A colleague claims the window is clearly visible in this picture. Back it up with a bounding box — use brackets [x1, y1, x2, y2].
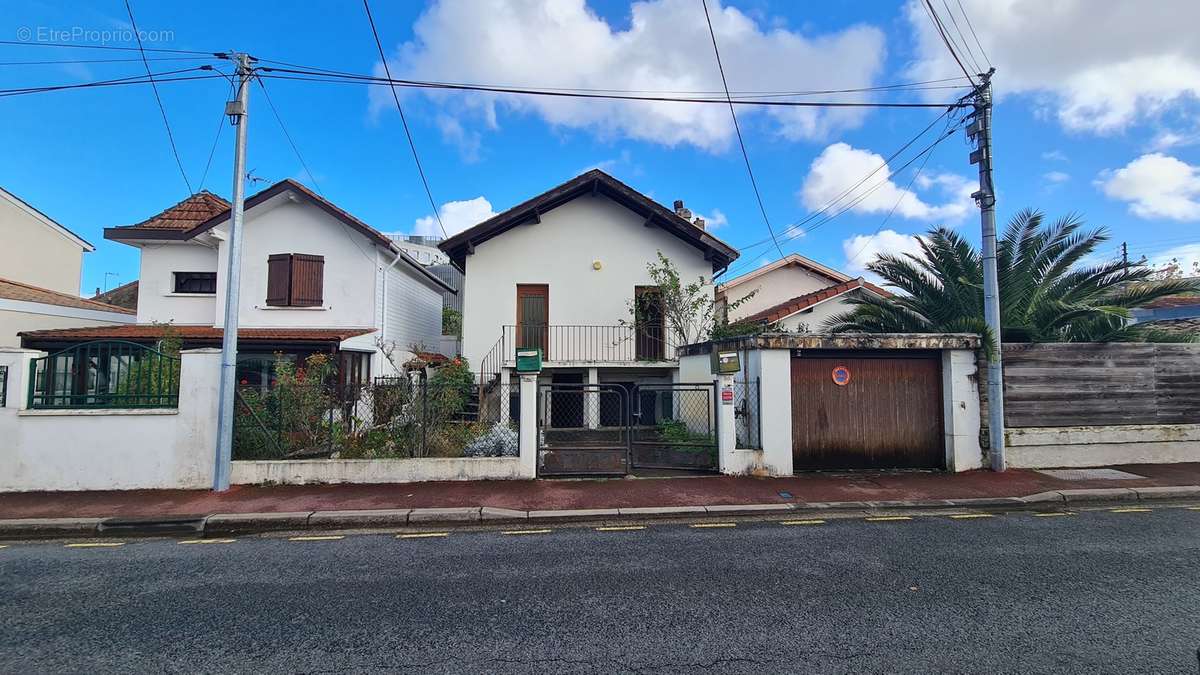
[173, 272, 216, 294]
[266, 253, 324, 307]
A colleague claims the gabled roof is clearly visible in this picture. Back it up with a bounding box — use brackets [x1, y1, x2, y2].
[742, 278, 890, 324]
[91, 280, 139, 311]
[437, 169, 739, 271]
[104, 179, 455, 294]
[0, 277, 135, 315]
[717, 253, 852, 295]
[0, 186, 94, 251]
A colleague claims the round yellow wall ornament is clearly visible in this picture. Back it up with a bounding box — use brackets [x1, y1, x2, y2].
[592, 260, 603, 270]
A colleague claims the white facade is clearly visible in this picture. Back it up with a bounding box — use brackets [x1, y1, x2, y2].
[773, 292, 865, 332]
[0, 187, 93, 295]
[121, 184, 449, 370]
[723, 262, 843, 321]
[1, 300, 132, 348]
[460, 194, 713, 368]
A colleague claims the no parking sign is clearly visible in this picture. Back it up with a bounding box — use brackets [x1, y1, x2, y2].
[831, 365, 851, 386]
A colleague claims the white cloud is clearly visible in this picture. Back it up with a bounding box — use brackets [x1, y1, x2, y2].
[1148, 129, 1200, 152]
[692, 208, 728, 230]
[1041, 150, 1068, 162]
[842, 229, 925, 277]
[1043, 171, 1070, 184]
[436, 115, 482, 163]
[1099, 153, 1200, 221]
[412, 196, 498, 237]
[374, 0, 886, 151]
[799, 142, 974, 223]
[1146, 243, 1200, 276]
[905, 1, 1200, 133]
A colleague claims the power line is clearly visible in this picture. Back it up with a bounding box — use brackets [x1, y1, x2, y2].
[0, 55, 216, 66]
[198, 75, 237, 191]
[0, 39, 216, 56]
[256, 67, 971, 109]
[0, 67, 222, 97]
[940, 0, 983, 75]
[361, 0, 447, 238]
[255, 77, 323, 196]
[125, 0, 193, 194]
[954, 0, 992, 68]
[701, 0, 783, 259]
[921, 0, 978, 84]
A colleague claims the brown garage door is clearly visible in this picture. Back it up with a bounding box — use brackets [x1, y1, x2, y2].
[791, 353, 944, 470]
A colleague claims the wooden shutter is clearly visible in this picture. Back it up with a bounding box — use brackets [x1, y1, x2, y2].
[289, 254, 324, 307]
[266, 254, 292, 306]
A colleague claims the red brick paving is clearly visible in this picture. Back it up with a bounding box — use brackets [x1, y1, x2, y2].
[1, 464, 1197, 519]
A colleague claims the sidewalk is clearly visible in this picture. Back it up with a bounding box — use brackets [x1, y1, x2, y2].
[2, 463, 1199, 523]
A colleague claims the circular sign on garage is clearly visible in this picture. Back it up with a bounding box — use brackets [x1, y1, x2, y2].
[831, 365, 851, 386]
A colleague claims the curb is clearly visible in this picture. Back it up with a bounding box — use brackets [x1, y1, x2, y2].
[2, 485, 1198, 540]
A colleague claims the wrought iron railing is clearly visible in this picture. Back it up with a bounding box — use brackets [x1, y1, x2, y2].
[0, 365, 7, 407]
[27, 340, 181, 409]
[498, 324, 680, 364]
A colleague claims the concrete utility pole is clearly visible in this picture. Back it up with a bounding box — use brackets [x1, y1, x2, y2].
[969, 68, 1005, 471]
[213, 53, 253, 491]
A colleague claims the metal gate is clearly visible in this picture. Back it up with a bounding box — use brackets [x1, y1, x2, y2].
[537, 384, 629, 476]
[630, 383, 718, 472]
[791, 353, 944, 469]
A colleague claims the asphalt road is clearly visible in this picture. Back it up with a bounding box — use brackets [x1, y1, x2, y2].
[2, 507, 1199, 674]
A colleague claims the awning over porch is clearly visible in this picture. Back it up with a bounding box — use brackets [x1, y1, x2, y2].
[19, 324, 376, 351]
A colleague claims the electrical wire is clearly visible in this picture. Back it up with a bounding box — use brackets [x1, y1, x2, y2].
[0, 67, 222, 97]
[0, 39, 217, 56]
[255, 76, 323, 196]
[940, 0, 983, 75]
[954, 0, 992, 68]
[0, 55, 217, 66]
[361, 0, 447, 238]
[921, 0, 978, 85]
[701, 0, 783, 259]
[125, 0, 193, 194]
[197, 74, 237, 191]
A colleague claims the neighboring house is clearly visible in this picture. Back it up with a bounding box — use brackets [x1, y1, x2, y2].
[1130, 284, 1200, 338]
[388, 233, 463, 315]
[90, 279, 139, 311]
[439, 168, 738, 392]
[717, 254, 889, 332]
[20, 179, 455, 387]
[0, 186, 94, 295]
[0, 187, 134, 346]
[0, 278, 134, 347]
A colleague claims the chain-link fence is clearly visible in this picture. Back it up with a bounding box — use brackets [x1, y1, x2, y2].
[233, 375, 518, 460]
[733, 378, 761, 449]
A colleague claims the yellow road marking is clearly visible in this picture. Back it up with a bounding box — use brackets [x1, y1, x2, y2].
[865, 516, 912, 522]
[288, 535, 344, 542]
[502, 529, 552, 536]
[780, 519, 826, 526]
[1033, 512, 1075, 517]
[0, 544, 8, 549]
[1110, 508, 1151, 513]
[180, 539, 236, 545]
[65, 542, 125, 548]
[1189, 507, 1200, 511]
[690, 522, 736, 529]
[949, 514, 995, 520]
[596, 525, 646, 532]
[397, 532, 450, 539]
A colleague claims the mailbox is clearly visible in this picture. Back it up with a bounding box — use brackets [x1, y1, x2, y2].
[710, 349, 740, 374]
[515, 347, 543, 373]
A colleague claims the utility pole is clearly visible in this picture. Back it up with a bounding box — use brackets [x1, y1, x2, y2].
[969, 67, 1005, 472]
[213, 53, 253, 491]
[1122, 242, 1129, 277]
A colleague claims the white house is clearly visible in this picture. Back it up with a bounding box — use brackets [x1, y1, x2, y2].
[20, 179, 454, 386]
[0, 186, 134, 347]
[716, 254, 890, 331]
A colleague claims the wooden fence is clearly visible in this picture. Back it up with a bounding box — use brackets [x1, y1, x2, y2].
[979, 343, 1200, 428]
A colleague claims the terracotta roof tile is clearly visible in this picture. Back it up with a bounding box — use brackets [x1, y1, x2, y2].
[742, 278, 889, 324]
[117, 191, 230, 232]
[0, 277, 135, 315]
[1142, 295, 1200, 309]
[19, 324, 374, 343]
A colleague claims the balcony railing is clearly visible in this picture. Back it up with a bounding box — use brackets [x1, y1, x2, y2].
[500, 324, 679, 364]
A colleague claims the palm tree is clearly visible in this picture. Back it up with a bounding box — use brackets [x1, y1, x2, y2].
[824, 209, 1199, 346]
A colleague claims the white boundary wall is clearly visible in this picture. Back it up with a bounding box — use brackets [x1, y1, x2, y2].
[231, 457, 528, 485]
[0, 347, 219, 492]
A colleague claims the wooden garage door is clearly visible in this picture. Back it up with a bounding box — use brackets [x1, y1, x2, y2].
[791, 354, 944, 469]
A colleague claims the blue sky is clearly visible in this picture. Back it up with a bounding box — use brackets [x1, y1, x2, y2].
[2, 0, 1198, 296]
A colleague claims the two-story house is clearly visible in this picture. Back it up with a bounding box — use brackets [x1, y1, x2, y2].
[716, 254, 890, 332]
[20, 179, 454, 387]
[439, 169, 738, 423]
[0, 186, 134, 346]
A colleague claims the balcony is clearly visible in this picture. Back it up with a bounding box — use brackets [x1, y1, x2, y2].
[481, 324, 680, 376]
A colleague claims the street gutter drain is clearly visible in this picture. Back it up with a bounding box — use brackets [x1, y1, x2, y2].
[97, 515, 205, 537]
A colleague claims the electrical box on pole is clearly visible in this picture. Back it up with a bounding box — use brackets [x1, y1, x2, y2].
[971, 68, 1006, 472]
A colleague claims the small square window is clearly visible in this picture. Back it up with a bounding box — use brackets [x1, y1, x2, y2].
[174, 272, 217, 294]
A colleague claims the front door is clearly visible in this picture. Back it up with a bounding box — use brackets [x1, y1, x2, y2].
[634, 286, 665, 360]
[516, 284, 549, 359]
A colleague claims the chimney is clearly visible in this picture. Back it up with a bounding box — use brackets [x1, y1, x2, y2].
[693, 217, 705, 230]
[673, 199, 692, 221]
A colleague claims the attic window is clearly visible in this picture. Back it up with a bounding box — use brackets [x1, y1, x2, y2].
[266, 254, 324, 307]
[173, 272, 216, 294]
